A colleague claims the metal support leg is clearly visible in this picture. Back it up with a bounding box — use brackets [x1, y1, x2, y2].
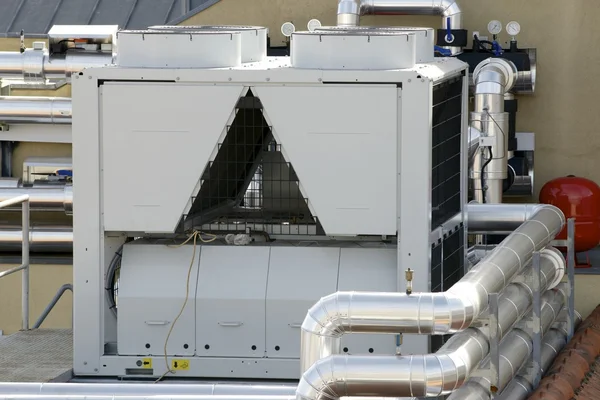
[21, 198, 29, 330]
[567, 218, 576, 341]
[531, 251, 542, 388]
[488, 292, 500, 396]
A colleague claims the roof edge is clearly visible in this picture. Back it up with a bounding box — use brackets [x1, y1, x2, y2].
[168, 0, 222, 25]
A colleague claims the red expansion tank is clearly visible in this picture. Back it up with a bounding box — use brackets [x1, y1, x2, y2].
[539, 175, 600, 253]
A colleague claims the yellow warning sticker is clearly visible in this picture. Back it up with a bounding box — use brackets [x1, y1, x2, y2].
[171, 359, 190, 371]
[142, 358, 152, 369]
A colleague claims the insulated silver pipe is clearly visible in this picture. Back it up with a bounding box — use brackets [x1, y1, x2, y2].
[467, 203, 546, 233]
[0, 227, 72, 253]
[469, 58, 517, 203]
[0, 187, 72, 214]
[0, 383, 297, 396]
[336, 0, 462, 54]
[0, 96, 72, 124]
[300, 205, 565, 373]
[0, 51, 112, 81]
[0, 396, 294, 400]
[446, 285, 569, 400]
[297, 286, 566, 400]
[500, 318, 578, 400]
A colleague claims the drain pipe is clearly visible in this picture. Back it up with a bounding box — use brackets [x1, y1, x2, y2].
[0, 96, 72, 124]
[470, 58, 518, 203]
[300, 204, 564, 373]
[297, 286, 566, 400]
[336, 0, 462, 54]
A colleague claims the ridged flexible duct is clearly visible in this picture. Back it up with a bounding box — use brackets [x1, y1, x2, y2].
[296, 285, 567, 400]
[300, 205, 565, 373]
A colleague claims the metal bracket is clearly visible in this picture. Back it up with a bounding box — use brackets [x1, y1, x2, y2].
[476, 292, 501, 398]
[0, 124, 8, 132]
[550, 218, 576, 341]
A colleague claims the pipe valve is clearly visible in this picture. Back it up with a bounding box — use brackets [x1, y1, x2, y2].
[405, 268, 414, 295]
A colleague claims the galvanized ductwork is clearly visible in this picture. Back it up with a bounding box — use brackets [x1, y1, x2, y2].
[0, 96, 72, 124]
[336, 0, 462, 54]
[300, 204, 565, 373]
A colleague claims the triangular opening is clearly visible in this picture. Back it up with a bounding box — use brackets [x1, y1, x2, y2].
[184, 89, 322, 236]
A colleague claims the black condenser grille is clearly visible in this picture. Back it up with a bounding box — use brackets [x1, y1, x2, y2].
[430, 224, 465, 352]
[431, 77, 463, 229]
[185, 90, 318, 234]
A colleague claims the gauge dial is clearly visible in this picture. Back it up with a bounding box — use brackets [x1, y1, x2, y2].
[281, 22, 296, 37]
[506, 21, 521, 36]
[307, 19, 322, 32]
[487, 20, 502, 35]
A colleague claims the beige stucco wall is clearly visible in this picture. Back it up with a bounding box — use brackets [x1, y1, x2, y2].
[0, 0, 599, 333]
[0, 264, 72, 335]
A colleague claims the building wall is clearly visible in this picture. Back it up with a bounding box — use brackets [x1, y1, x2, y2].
[0, 0, 599, 333]
[0, 264, 72, 335]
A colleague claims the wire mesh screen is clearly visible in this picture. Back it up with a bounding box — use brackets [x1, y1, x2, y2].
[430, 223, 465, 352]
[431, 77, 463, 229]
[185, 90, 319, 235]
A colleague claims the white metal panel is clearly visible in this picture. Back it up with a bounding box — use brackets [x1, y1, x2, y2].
[117, 244, 199, 356]
[398, 75, 433, 354]
[101, 83, 244, 233]
[291, 32, 416, 70]
[265, 246, 340, 359]
[196, 246, 270, 358]
[337, 248, 398, 355]
[254, 85, 398, 236]
[72, 72, 103, 374]
[116, 31, 242, 68]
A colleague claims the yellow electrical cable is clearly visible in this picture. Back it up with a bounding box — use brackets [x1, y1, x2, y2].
[154, 231, 217, 383]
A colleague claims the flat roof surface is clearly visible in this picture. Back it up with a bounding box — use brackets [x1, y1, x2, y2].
[0, 329, 72, 382]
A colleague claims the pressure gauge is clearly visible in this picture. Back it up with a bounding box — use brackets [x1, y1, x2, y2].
[307, 19, 322, 32]
[506, 21, 521, 36]
[487, 20, 502, 35]
[281, 22, 296, 37]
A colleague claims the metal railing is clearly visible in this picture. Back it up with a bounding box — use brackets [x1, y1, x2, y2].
[32, 283, 72, 329]
[0, 194, 29, 330]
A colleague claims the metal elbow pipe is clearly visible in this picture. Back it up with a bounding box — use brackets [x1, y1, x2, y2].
[297, 286, 567, 400]
[336, 0, 462, 52]
[0, 96, 72, 124]
[300, 239, 565, 374]
[467, 203, 558, 233]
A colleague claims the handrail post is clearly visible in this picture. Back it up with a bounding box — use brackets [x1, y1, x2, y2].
[21, 197, 29, 330]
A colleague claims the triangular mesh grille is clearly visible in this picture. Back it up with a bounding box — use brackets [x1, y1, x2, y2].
[184, 90, 321, 235]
